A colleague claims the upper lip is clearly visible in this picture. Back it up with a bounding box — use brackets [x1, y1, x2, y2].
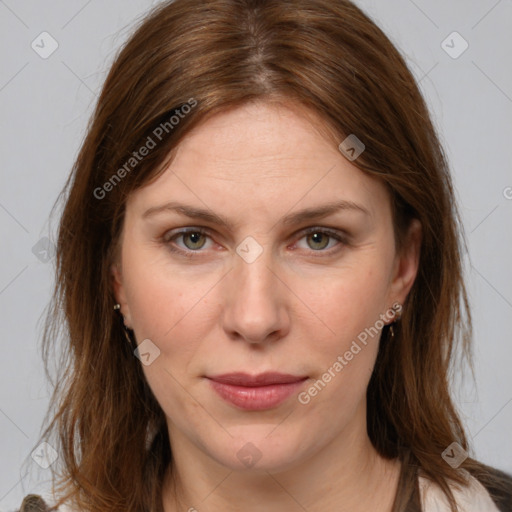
[206, 372, 308, 387]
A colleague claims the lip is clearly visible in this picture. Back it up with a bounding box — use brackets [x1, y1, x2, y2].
[206, 372, 308, 411]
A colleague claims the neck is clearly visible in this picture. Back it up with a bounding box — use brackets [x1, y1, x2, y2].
[162, 417, 401, 512]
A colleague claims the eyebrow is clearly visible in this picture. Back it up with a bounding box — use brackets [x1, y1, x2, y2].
[142, 199, 370, 229]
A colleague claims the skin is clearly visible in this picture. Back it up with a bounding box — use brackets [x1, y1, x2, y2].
[112, 100, 422, 512]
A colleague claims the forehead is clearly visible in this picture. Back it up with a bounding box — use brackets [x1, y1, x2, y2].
[127, 100, 389, 224]
[173, 101, 342, 177]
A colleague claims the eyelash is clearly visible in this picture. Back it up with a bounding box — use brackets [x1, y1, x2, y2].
[162, 226, 348, 258]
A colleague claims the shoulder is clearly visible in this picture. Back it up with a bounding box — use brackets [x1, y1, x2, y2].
[418, 467, 512, 512]
[16, 494, 51, 512]
[16, 492, 75, 512]
[475, 466, 512, 512]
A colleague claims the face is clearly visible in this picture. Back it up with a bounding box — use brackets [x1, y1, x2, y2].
[112, 100, 421, 473]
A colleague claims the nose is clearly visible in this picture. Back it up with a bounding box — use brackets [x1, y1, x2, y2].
[221, 250, 290, 345]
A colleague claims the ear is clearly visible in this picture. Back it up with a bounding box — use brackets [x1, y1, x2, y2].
[388, 218, 422, 308]
[111, 262, 133, 329]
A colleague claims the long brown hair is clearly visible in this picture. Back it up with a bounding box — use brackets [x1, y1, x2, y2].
[37, 0, 502, 510]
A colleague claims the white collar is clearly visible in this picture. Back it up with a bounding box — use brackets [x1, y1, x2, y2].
[418, 470, 500, 512]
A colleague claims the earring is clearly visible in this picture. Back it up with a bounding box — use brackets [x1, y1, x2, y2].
[121, 327, 136, 348]
[114, 303, 135, 347]
[389, 302, 402, 339]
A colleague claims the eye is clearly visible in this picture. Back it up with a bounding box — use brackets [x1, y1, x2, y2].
[164, 228, 213, 255]
[162, 226, 347, 258]
[294, 227, 346, 253]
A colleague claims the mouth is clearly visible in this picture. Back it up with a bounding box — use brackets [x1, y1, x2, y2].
[205, 372, 309, 411]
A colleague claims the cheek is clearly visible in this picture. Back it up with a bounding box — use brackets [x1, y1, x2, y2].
[296, 270, 387, 419]
[298, 263, 390, 348]
[292, 262, 391, 412]
[122, 254, 213, 418]
[122, 242, 216, 342]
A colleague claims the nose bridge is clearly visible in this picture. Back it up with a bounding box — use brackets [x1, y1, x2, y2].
[222, 244, 289, 343]
[235, 250, 274, 297]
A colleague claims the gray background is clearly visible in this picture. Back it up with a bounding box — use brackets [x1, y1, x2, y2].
[1, 0, 511, 509]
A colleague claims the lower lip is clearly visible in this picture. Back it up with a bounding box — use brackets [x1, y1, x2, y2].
[207, 379, 307, 411]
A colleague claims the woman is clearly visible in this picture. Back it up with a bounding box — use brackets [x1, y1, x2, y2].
[18, 0, 512, 510]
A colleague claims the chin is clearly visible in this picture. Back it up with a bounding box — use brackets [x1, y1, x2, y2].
[203, 425, 313, 473]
